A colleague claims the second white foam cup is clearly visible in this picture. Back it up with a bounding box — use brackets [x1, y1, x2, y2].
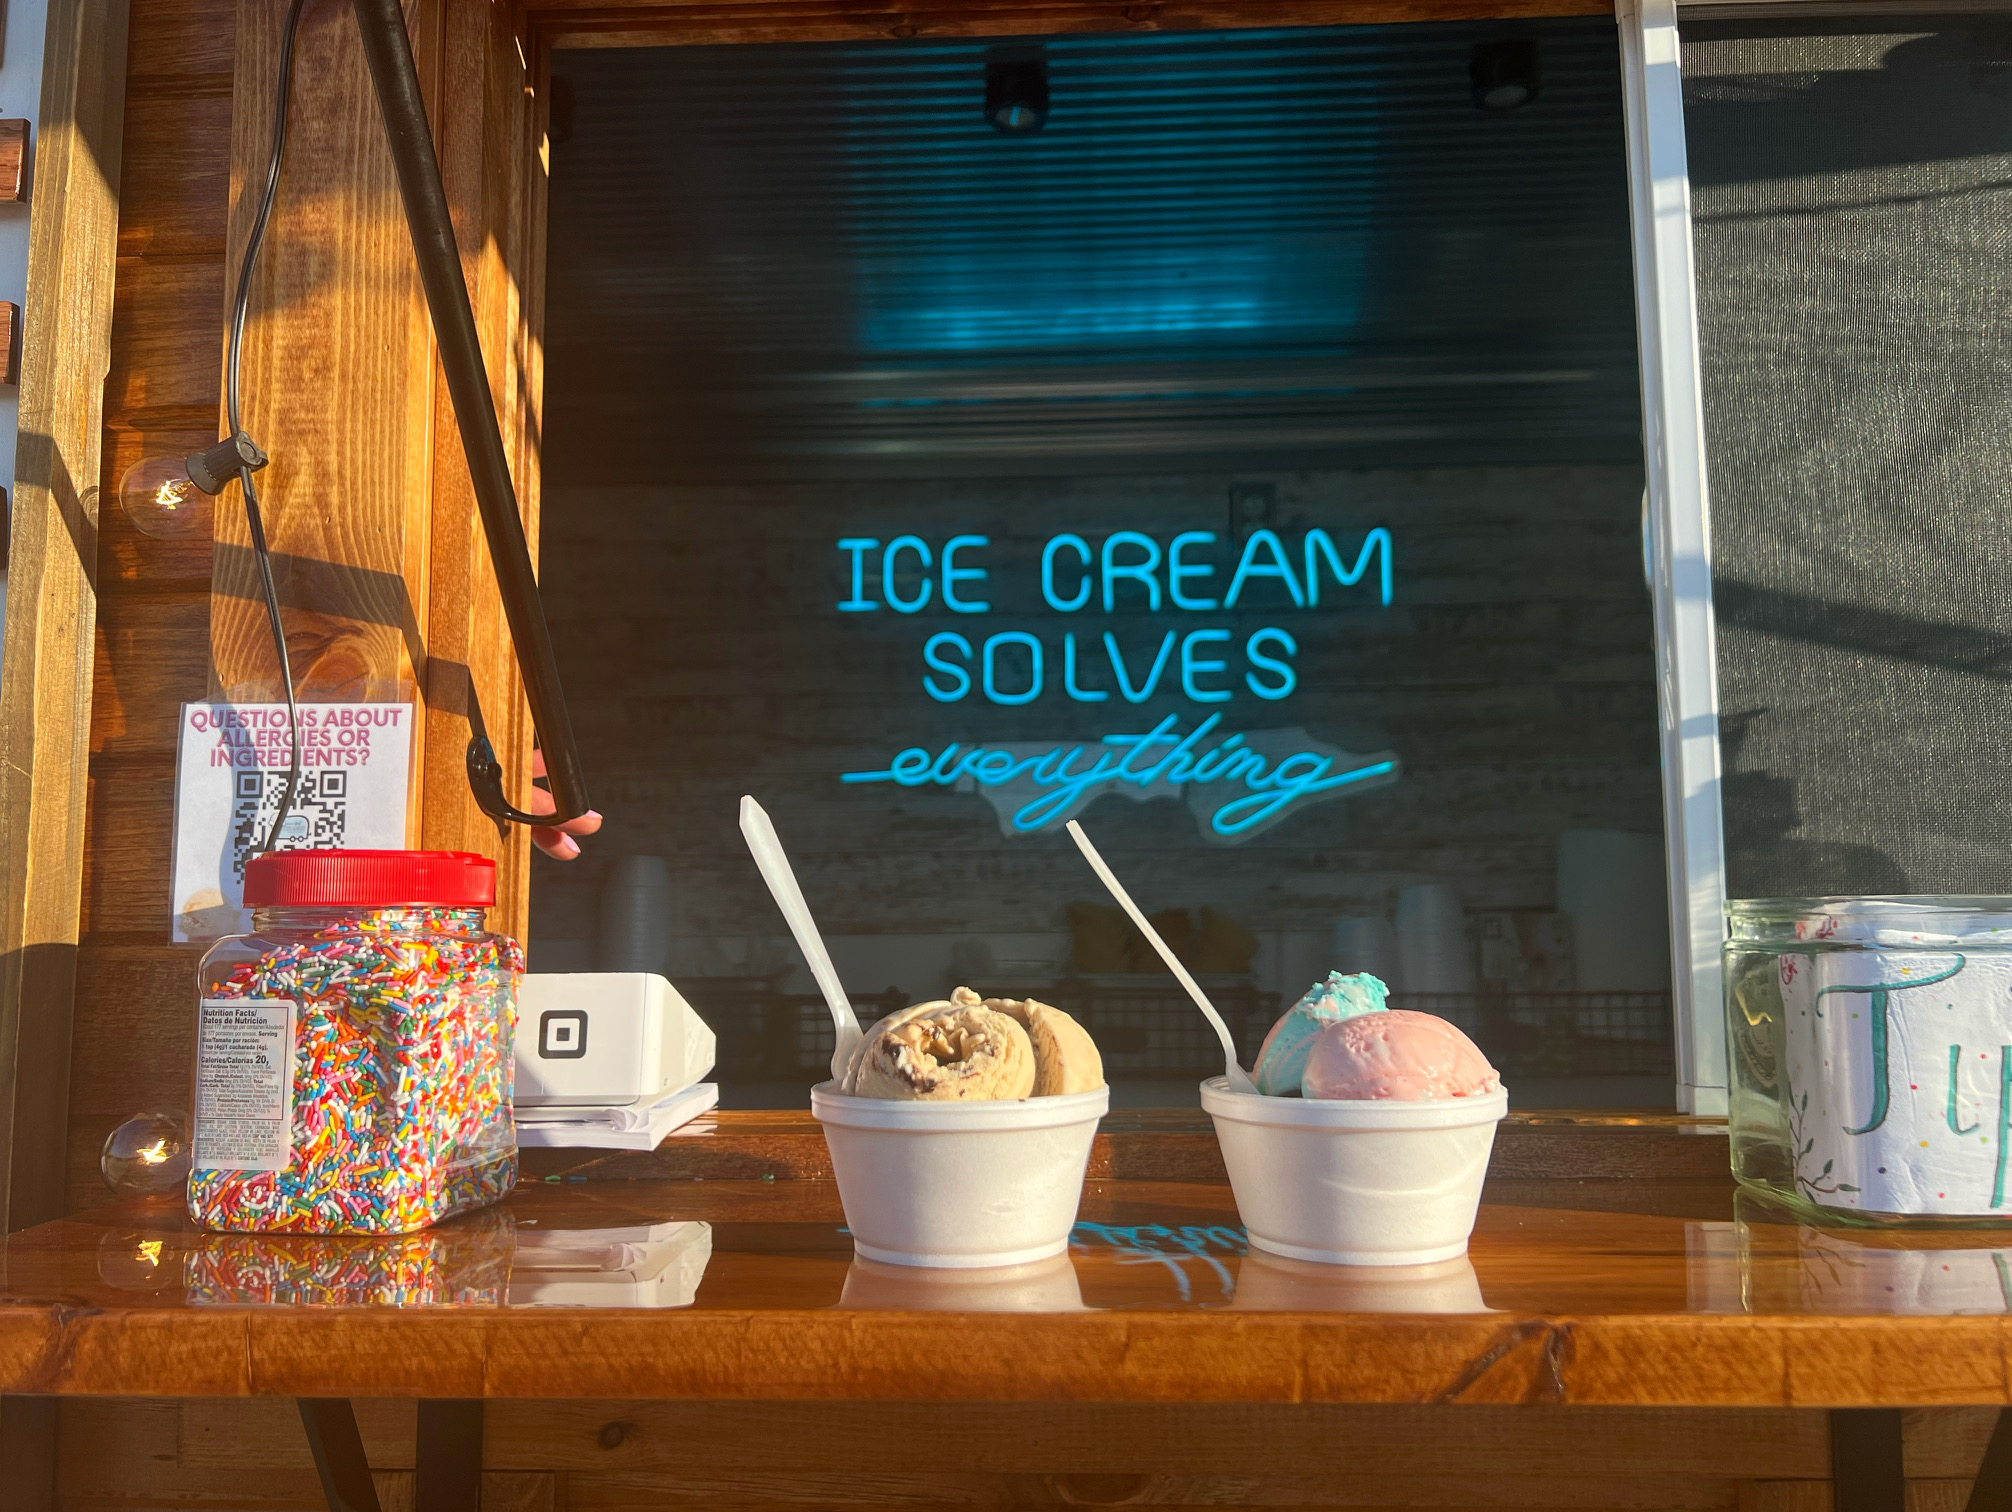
[811, 1083, 1110, 1268]
[1201, 1077, 1508, 1266]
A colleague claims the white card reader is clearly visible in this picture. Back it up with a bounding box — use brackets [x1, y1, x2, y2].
[513, 972, 716, 1108]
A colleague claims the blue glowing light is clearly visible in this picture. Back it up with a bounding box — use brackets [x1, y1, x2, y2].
[840, 712, 1401, 841]
[840, 528, 1392, 615]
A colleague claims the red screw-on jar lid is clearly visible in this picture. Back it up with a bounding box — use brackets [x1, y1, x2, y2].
[243, 849, 497, 908]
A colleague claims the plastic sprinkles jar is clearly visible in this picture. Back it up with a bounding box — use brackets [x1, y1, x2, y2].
[190, 850, 521, 1235]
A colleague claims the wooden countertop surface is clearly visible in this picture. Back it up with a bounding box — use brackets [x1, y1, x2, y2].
[7, 1111, 2012, 1406]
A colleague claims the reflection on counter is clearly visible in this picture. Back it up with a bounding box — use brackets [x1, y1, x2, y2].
[1231, 1250, 1489, 1313]
[96, 1228, 186, 1295]
[838, 1252, 1087, 1312]
[93, 1211, 716, 1310]
[508, 1220, 712, 1308]
[183, 1209, 516, 1307]
[1687, 1189, 2012, 1316]
[1070, 1220, 1245, 1305]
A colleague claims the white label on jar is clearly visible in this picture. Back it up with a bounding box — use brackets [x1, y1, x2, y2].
[193, 998, 296, 1173]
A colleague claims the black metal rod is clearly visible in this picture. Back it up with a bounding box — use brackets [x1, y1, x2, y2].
[1965, 1407, 2012, 1512]
[1832, 1407, 1907, 1512]
[416, 1399, 485, 1512]
[350, 0, 589, 828]
[298, 1398, 384, 1512]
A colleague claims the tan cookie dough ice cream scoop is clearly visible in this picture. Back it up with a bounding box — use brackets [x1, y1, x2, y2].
[983, 994, 1104, 1095]
[844, 986, 1103, 1099]
[846, 991, 1037, 1100]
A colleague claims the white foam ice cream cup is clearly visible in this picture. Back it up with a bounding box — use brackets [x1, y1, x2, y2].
[1202, 1077, 1507, 1266]
[811, 1083, 1109, 1269]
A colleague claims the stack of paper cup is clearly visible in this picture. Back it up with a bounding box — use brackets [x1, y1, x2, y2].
[1396, 883, 1475, 995]
[1333, 914, 1402, 989]
[598, 855, 673, 976]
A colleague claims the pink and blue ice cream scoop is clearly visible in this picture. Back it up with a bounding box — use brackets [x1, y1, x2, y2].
[1251, 971, 1389, 1096]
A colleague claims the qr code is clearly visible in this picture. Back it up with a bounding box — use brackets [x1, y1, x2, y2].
[229, 770, 349, 882]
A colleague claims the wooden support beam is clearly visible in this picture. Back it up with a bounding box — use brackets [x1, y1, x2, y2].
[0, 0, 130, 1238]
[527, 0, 1614, 50]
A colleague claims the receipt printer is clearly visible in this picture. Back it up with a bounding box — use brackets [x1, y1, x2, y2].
[513, 972, 716, 1108]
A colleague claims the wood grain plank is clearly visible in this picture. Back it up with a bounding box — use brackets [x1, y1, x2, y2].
[79, 761, 176, 940]
[126, 0, 238, 79]
[90, 592, 213, 759]
[479, 1401, 1833, 1478]
[210, 0, 437, 704]
[116, 88, 231, 259]
[103, 255, 224, 422]
[65, 1395, 1840, 1512]
[4, 1312, 2005, 1404]
[0, 0, 132, 1238]
[0, 301, 20, 386]
[0, 120, 28, 203]
[67, 943, 199, 1117]
[1903, 1406, 1998, 1478]
[530, 0, 1615, 50]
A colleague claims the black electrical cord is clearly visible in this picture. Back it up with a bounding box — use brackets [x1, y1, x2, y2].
[227, 0, 312, 856]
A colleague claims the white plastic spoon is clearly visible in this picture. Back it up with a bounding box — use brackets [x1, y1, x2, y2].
[1064, 819, 1261, 1096]
[740, 795, 862, 1085]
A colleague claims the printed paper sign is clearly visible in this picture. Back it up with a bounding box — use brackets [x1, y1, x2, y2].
[1781, 947, 2012, 1216]
[192, 998, 296, 1173]
[169, 703, 413, 942]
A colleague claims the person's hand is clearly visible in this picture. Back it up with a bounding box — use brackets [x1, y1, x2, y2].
[526, 747, 602, 860]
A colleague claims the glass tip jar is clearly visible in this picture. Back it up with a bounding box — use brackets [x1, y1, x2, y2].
[1726, 896, 2012, 1225]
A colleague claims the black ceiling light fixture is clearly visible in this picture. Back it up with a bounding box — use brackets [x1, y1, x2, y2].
[1470, 39, 1542, 113]
[986, 48, 1050, 134]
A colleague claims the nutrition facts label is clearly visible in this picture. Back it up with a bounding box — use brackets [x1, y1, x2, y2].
[193, 998, 296, 1172]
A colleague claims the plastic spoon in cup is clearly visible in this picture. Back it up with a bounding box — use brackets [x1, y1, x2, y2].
[740, 795, 862, 1085]
[1064, 820, 1261, 1096]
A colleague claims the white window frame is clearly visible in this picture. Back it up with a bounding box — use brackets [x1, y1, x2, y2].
[1618, 0, 1727, 1116]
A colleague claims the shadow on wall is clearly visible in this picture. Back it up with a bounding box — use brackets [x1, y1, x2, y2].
[1720, 706, 1908, 899]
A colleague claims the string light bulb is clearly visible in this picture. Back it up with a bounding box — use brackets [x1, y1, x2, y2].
[100, 1110, 192, 1197]
[116, 433, 269, 540]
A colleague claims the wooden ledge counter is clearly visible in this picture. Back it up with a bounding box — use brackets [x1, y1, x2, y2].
[4, 1111, 2006, 1407]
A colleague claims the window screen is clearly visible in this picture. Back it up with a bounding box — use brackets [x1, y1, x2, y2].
[1684, 15, 2012, 898]
[536, 22, 1672, 1106]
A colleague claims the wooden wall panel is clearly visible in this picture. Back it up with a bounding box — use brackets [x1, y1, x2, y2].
[71, 0, 236, 1220]
[47, 1399, 2006, 1511]
[525, 0, 1611, 50]
[115, 87, 232, 260]
[0, 0, 133, 1239]
[210, 0, 437, 705]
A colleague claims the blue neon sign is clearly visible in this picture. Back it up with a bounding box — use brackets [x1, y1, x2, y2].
[843, 712, 1401, 842]
[830, 524, 1402, 842]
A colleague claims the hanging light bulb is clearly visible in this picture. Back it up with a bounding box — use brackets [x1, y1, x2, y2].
[116, 433, 269, 540]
